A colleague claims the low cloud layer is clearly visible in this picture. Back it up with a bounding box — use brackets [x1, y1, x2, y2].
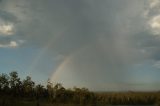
[0, 41, 18, 48]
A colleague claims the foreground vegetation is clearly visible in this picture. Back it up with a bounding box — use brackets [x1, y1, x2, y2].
[0, 71, 160, 106]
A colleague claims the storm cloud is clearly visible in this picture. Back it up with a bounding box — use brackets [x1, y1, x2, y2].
[1, 0, 160, 91]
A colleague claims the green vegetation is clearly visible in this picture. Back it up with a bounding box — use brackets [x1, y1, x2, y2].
[0, 71, 160, 106]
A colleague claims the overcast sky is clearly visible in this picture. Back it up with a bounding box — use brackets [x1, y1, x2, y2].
[1, 0, 160, 91]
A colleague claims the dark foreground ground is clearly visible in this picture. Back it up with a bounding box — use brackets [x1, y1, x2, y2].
[0, 99, 158, 106]
[0, 101, 156, 106]
[0, 91, 160, 106]
[0, 72, 159, 106]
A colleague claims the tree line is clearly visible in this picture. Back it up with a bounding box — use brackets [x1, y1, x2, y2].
[0, 71, 160, 105]
[0, 71, 95, 105]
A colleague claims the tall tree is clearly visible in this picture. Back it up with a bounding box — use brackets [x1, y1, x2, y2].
[35, 84, 44, 98]
[0, 73, 9, 93]
[9, 71, 20, 88]
[23, 76, 35, 97]
[9, 71, 21, 96]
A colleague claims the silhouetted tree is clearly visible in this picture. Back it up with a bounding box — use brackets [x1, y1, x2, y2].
[0, 73, 9, 93]
[47, 79, 54, 102]
[35, 84, 44, 98]
[9, 71, 22, 96]
[23, 76, 35, 97]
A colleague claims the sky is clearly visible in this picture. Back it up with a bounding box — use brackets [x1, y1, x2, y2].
[1, 0, 160, 91]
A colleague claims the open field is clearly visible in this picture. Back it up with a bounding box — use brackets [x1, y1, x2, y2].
[0, 91, 159, 106]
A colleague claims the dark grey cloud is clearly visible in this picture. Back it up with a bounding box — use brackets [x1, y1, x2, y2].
[2, 0, 160, 90]
[0, 37, 11, 44]
[15, 0, 144, 50]
[13, 1, 145, 68]
[0, 10, 18, 23]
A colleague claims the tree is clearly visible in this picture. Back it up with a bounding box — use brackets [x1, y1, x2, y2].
[0, 73, 9, 93]
[53, 83, 66, 103]
[9, 71, 22, 96]
[54, 83, 63, 90]
[23, 76, 35, 97]
[9, 71, 20, 88]
[35, 84, 44, 98]
[47, 79, 54, 101]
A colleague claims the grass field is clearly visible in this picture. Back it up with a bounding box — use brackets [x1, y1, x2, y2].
[0, 91, 159, 106]
[0, 101, 98, 106]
